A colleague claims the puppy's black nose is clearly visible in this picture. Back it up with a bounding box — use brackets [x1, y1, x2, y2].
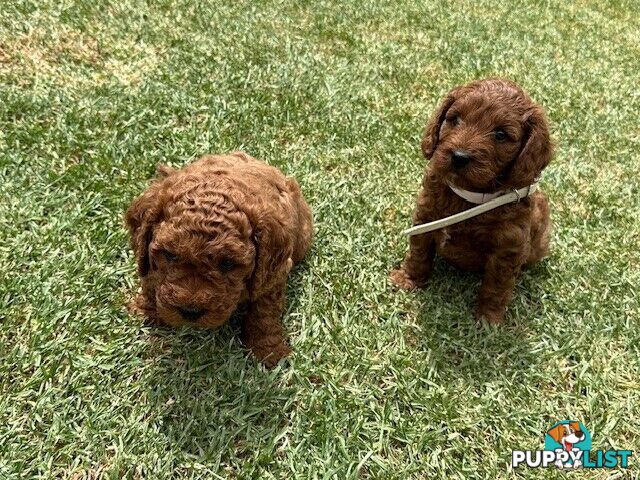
[178, 306, 205, 321]
[451, 150, 472, 169]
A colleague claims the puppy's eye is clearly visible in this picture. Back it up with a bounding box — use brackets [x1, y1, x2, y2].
[448, 115, 460, 126]
[218, 258, 236, 272]
[494, 129, 508, 142]
[163, 250, 178, 262]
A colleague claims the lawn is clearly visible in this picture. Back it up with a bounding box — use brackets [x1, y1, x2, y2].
[1, 0, 639, 478]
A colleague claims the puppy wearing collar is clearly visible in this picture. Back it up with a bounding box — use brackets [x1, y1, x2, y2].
[391, 79, 553, 324]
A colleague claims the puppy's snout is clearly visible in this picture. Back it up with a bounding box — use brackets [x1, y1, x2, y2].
[177, 306, 206, 321]
[451, 150, 472, 169]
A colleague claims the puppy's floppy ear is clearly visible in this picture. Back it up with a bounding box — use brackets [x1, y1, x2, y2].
[503, 105, 553, 188]
[125, 184, 163, 276]
[421, 85, 465, 159]
[246, 204, 294, 299]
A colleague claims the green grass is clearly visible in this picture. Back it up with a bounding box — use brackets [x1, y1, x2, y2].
[1, 0, 639, 478]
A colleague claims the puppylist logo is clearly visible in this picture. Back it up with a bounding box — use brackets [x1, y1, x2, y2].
[512, 420, 633, 470]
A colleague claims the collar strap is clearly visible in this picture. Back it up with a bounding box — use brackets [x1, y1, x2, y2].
[450, 184, 508, 204]
[404, 182, 538, 237]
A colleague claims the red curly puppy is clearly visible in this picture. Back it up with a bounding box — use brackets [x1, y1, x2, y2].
[391, 79, 553, 324]
[126, 152, 313, 366]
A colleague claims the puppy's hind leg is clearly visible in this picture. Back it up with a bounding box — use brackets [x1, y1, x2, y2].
[287, 178, 313, 265]
[526, 193, 551, 266]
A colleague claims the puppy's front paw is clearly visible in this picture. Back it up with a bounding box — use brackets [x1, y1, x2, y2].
[128, 292, 160, 324]
[127, 293, 146, 316]
[389, 267, 424, 291]
[474, 305, 505, 325]
[250, 340, 292, 368]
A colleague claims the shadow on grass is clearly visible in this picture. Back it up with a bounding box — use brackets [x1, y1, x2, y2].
[136, 265, 311, 463]
[411, 257, 552, 382]
[141, 324, 293, 463]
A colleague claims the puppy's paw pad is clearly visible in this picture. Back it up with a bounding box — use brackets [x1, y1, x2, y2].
[389, 268, 422, 291]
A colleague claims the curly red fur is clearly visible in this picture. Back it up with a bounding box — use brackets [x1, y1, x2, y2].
[391, 79, 553, 324]
[125, 152, 313, 366]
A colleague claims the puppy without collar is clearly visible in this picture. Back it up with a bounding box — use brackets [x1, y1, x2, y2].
[125, 152, 313, 367]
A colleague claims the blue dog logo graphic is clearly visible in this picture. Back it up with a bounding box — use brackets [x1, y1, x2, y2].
[544, 421, 591, 469]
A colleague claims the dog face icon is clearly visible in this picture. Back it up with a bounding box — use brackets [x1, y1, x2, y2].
[547, 422, 586, 451]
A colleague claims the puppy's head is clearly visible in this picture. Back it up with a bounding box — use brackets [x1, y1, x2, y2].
[125, 165, 292, 328]
[421, 78, 553, 191]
